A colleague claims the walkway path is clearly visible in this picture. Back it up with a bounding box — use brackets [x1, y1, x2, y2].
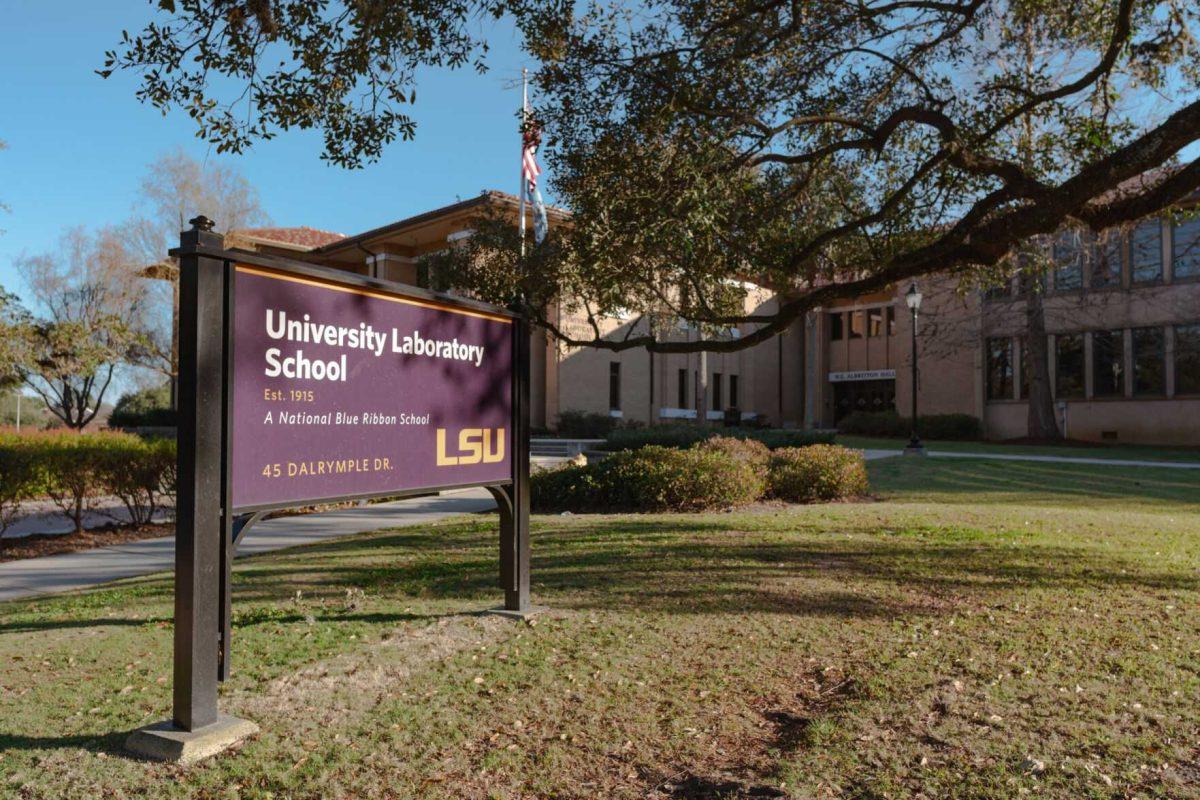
[862, 448, 1200, 469]
[0, 488, 497, 603]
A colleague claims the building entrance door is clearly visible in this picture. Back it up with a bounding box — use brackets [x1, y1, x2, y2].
[833, 379, 896, 421]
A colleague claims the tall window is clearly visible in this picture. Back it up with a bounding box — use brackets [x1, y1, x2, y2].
[1173, 216, 1200, 280]
[1091, 330, 1125, 397]
[986, 338, 1013, 401]
[677, 368, 688, 408]
[830, 312, 844, 341]
[711, 373, 723, 411]
[1176, 324, 1200, 395]
[1092, 232, 1123, 288]
[729, 375, 740, 408]
[609, 362, 621, 411]
[867, 308, 883, 337]
[983, 280, 1011, 301]
[1055, 334, 1085, 398]
[1132, 327, 1165, 396]
[1052, 231, 1085, 291]
[886, 306, 896, 335]
[849, 310, 865, 339]
[1131, 219, 1163, 283]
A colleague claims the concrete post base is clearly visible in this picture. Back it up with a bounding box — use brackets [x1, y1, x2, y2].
[485, 605, 549, 621]
[125, 714, 258, 764]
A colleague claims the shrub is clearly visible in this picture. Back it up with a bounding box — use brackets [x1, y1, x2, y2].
[695, 436, 771, 470]
[555, 410, 618, 438]
[0, 431, 177, 533]
[109, 384, 176, 429]
[532, 445, 763, 513]
[838, 410, 981, 440]
[0, 441, 43, 539]
[605, 424, 835, 452]
[95, 436, 176, 525]
[767, 445, 869, 503]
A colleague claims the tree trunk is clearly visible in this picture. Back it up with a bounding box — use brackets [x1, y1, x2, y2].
[1025, 287, 1061, 440]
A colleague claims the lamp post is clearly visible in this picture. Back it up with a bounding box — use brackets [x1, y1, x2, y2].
[904, 283, 924, 455]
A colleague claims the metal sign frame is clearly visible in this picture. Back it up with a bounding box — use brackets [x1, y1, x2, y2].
[169, 221, 531, 733]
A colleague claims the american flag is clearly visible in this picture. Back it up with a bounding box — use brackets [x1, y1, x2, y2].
[521, 90, 549, 245]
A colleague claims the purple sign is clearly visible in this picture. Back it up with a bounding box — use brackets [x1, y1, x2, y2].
[229, 264, 513, 510]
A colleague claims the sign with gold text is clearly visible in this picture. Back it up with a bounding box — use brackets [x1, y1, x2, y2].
[229, 264, 513, 510]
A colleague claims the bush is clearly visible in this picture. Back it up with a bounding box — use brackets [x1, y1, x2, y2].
[532, 445, 764, 513]
[604, 424, 835, 452]
[0, 431, 177, 533]
[95, 437, 176, 525]
[695, 436, 771, 470]
[555, 410, 619, 438]
[767, 445, 869, 503]
[838, 410, 981, 440]
[109, 384, 176, 429]
[0, 440, 43, 538]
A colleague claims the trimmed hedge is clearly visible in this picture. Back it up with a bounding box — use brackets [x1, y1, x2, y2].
[533, 440, 866, 513]
[767, 445, 869, 503]
[604, 424, 835, 452]
[838, 410, 981, 440]
[532, 445, 764, 513]
[0, 431, 176, 535]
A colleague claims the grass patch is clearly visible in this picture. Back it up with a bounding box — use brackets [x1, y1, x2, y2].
[1, 458, 1198, 798]
[839, 434, 1200, 464]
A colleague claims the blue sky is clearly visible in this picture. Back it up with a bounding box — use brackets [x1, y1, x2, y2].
[0, 1, 534, 294]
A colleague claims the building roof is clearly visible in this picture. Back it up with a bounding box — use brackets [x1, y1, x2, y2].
[234, 226, 347, 250]
[310, 190, 570, 256]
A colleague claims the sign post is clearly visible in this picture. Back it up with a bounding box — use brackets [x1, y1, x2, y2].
[127, 218, 535, 763]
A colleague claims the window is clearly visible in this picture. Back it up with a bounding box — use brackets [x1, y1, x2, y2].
[849, 310, 865, 339]
[830, 312, 844, 341]
[1092, 232, 1123, 288]
[1017, 268, 1045, 296]
[677, 368, 688, 408]
[1132, 327, 1165, 396]
[867, 308, 883, 337]
[712, 373, 723, 410]
[886, 306, 896, 336]
[1176, 324, 1200, 395]
[1173, 216, 1200, 280]
[1052, 231, 1085, 291]
[1131, 219, 1163, 283]
[986, 338, 1013, 401]
[608, 362, 621, 411]
[983, 280, 1011, 301]
[1091, 330, 1125, 397]
[729, 375, 740, 408]
[1055, 334, 1085, 398]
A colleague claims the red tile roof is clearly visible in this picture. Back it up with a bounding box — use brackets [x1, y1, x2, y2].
[235, 226, 347, 249]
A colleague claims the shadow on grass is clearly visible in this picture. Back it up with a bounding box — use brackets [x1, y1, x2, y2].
[8, 515, 1194, 636]
[868, 457, 1200, 505]
[0, 729, 135, 758]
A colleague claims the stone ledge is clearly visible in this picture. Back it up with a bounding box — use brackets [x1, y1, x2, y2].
[125, 714, 258, 765]
[485, 605, 549, 621]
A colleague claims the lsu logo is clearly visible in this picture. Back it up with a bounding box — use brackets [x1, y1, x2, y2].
[436, 428, 505, 466]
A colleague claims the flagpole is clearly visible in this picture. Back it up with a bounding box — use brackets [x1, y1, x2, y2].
[519, 67, 528, 258]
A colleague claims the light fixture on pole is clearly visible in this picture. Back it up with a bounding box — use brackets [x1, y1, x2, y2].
[904, 282, 924, 455]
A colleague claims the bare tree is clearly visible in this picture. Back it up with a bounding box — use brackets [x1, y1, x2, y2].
[17, 228, 148, 430]
[122, 149, 270, 390]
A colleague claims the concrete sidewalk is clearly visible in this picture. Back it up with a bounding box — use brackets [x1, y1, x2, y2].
[0, 488, 497, 603]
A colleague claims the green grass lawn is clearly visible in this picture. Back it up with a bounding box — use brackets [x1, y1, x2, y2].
[2, 458, 1199, 798]
[839, 434, 1200, 463]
